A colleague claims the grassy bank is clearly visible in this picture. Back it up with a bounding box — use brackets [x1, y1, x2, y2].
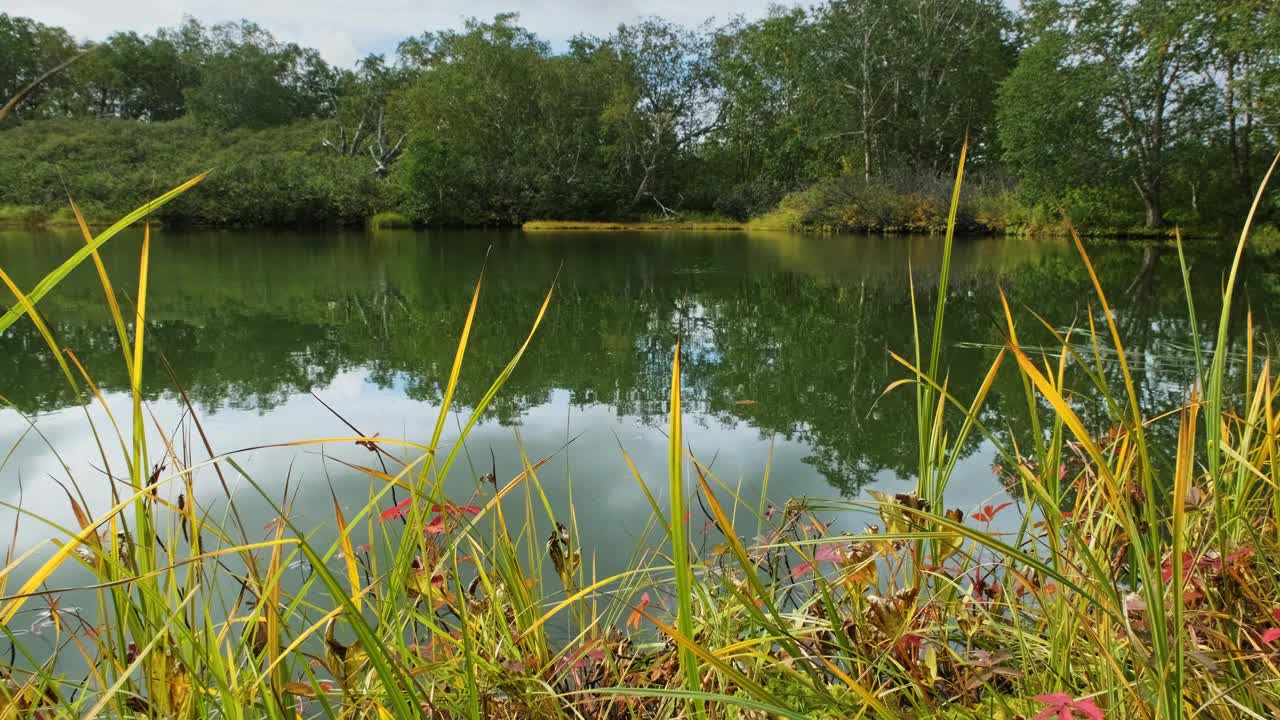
[523, 218, 748, 232]
[747, 172, 1246, 238]
[4, 151, 1280, 720]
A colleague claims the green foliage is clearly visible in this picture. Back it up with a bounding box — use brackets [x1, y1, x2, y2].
[369, 210, 412, 229]
[0, 119, 391, 226]
[998, 0, 1279, 229]
[4, 14, 335, 131]
[0, 13, 80, 118]
[755, 170, 1010, 234]
[394, 15, 565, 224]
[3, 5, 1279, 230]
[66, 30, 189, 120]
[996, 31, 1115, 205]
[185, 21, 334, 129]
[709, 0, 1012, 210]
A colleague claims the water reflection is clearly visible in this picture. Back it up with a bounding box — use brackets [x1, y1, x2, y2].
[0, 229, 1271, 570]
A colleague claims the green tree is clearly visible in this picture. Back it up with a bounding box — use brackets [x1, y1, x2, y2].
[996, 31, 1118, 205]
[707, 8, 825, 215]
[186, 21, 334, 129]
[0, 13, 84, 121]
[708, 0, 1010, 216]
[601, 18, 723, 214]
[999, 0, 1217, 228]
[395, 15, 558, 223]
[1205, 1, 1280, 199]
[70, 31, 189, 120]
[814, 0, 1010, 178]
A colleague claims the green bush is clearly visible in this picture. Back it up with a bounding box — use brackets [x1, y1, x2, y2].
[0, 118, 394, 226]
[369, 210, 413, 230]
[755, 171, 1003, 234]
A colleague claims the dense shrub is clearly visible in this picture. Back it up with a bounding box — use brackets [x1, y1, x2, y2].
[755, 170, 1008, 234]
[0, 118, 394, 226]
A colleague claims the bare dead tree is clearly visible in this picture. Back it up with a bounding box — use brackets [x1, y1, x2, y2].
[321, 94, 366, 156]
[0, 49, 92, 123]
[367, 109, 406, 177]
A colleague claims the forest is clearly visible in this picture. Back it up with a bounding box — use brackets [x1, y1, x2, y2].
[1, 1, 1278, 232]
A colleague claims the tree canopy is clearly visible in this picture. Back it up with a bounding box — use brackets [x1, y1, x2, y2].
[1, 3, 1277, 230]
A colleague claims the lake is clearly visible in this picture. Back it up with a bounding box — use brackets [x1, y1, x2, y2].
[0, 227, 1268, 643]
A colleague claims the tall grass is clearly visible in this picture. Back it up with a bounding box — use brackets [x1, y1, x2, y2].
[3, 149, 1280, 720]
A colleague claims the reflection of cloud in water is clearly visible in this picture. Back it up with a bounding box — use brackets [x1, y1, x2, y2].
[1, 228, 1267, 593]
[0, 367, 1011, 591]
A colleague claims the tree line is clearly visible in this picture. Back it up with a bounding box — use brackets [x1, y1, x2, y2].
[2, 2, 1277, 230]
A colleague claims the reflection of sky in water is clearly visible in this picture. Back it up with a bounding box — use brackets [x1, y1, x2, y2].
[0, 366, 1010, 597]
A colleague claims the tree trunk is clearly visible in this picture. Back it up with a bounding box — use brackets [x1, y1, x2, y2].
[1133, 178, 1164, 229]
[1141, 193, 1164, 229]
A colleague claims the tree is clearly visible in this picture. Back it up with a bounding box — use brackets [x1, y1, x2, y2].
[186, 21, 334, 129]
[708, 0, 1009, 218]
[70, 31, 189, 120]
[711, 9, 827, 204]
[997, 31, 1117, 204]
[323, 54, 410, 176]
[602, 18, 724, 213]
[0, 14, 85, 122]
[395, 15, 560, 223]
[1205, 1, 1280, 197]
[1000, 0, 1216, 228]
[813, 0, 1010, 177]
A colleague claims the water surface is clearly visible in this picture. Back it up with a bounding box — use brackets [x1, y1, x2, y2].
[0, 228, 1270, 613]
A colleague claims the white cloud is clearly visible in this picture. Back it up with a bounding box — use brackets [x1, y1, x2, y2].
[11, 0, 794, 66]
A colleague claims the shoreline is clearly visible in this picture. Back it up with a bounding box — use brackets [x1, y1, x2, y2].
[0, 209, 1236, 242]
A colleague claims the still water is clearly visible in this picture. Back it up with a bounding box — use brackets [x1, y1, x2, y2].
[0, 227, 1269, 622]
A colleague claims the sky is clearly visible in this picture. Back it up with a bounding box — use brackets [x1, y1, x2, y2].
[10, 0, 794, 67]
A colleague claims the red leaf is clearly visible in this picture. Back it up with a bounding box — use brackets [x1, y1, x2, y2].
[790, 542, 849, 579]
[1070, 698, 1105, 720]
[423, 514, 446, 534]
[972, 502, 1011, 523]
[380, 497, 412, 523]
[1161, 552, 1193, 583]
[1032, 692, 1104, 720]
[626, 592, 651, 630]
[790, 562, 814, 578]
[896, 633, 922, 654]
[1226, 546, 1255, 564]
[814, 543, 845, 564]
[1261, 628, 1280, 644]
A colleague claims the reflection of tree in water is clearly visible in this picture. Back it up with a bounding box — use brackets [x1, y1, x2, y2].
[1, 230, 1275, 496]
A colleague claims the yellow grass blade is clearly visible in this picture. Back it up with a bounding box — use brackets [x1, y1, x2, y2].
[331, 491, 362, 612]
[429, 269, 483, 453]
[0, 173, 206, 333]
[71, 200, 134, 376]
[0, 462, 181, 623]
[0, 267, 79, 392]
[131, 224, 150, 395]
